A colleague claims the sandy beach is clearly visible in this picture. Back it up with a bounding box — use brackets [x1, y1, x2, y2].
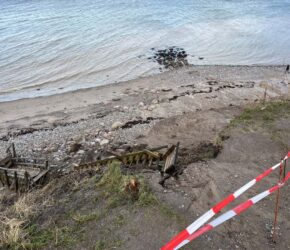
[0, 65, 288, 140]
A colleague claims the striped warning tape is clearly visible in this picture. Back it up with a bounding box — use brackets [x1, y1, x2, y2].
[161, 152, 290, 250]
[183, 170, 290, 246]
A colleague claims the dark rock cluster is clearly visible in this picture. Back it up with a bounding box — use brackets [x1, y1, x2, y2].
[148, 47, 189, 69]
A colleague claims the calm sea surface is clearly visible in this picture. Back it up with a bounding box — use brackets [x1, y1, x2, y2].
[1, 0, 290, 101]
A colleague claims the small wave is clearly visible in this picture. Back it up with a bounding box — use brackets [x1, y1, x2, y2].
[1, 0, 290, 101]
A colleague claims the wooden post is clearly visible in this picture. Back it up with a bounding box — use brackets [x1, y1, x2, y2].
[4, 170, 10, 187]
[14, 171, 19, 193]
[11, 143, 16, 158]
[174, 142, 180, 166]
[24, 171, 30, 191]
[45, 160, 49, 169]
[272, 160, 286, 243]
[0, 173, 4, 186]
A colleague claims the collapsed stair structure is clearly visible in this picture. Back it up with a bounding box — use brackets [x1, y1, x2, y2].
[0, 143, 50, 193]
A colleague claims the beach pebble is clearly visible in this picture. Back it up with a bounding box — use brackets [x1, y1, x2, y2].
[161, 88, 172, 92]
[147, 105, 156, 111]
[68, 143, 82, 153]
[111, 121, 123, 130]
[100, 139, 109, 145]
[151, 99, 159, 104]
[138, 102, 145, 107]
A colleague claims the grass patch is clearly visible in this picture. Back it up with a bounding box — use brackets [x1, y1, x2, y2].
[136, 178, 158, 206]
[22, 225, 54, 249]
[217, 100, 290, 145]
[96, 161, 158, 208]
[229, 100, 290, 128]
[72, 211, 102, 224]
[19, 224, 84, 249]
[1, 223, 83, 250]
[113, 214, 125, 227]
[95, 238, 123, 250]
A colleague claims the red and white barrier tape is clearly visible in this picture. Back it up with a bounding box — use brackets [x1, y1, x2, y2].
[185, 171, 290, 245]
[161, 152, 290, 250]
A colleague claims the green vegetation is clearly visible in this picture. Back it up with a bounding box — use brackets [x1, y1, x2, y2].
[1, 162, 183, 250]
[15, 224, 84, 250]
[97, 161, 158, 208]
[95, 238, 123, 250]
[229, 100, 290, 128]
[72, 211, 102, 224]
[217, 99, 290, 150]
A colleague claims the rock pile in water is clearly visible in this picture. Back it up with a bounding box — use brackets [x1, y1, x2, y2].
[148, 47, 189, 69]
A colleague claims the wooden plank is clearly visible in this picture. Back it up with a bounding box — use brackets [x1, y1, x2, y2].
[24, 171, 30, 191]
[12, 143, 16, 158]
[32, 170, 48, 184]
[13, 162, 45, 167]
[0, 156, 12, 166]
[14, 171, 19, 193]
[163, 143, 179, 173]
[12, 157, 46, 161]
[162, 145, 176, 160]
[143, 150, 161, 159]
[0, 172, 5, 186]
[0, 167, 28, 179]
[174, 142, 180, 165]
[4, 170, 10, 187]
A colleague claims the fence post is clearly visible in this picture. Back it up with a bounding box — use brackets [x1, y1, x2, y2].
[11, 143, 16, 158]
[272, 159, 286, 242]
[14, 171, 19, 194]
[24, 171, 30, 191]
[4, 170, 10, 188]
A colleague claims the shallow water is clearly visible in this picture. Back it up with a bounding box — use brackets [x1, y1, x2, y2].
[1, 0, 290, 101]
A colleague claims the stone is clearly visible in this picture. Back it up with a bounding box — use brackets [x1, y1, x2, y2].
[138, 102, 145, 107]
[151, 99, 159, 104]
[100, 139, 109, 146]
[147, 105, 156, 111]
[161, 88, 172, 92]
[68, 143, 82, 153]
[111, 121, 123, 130]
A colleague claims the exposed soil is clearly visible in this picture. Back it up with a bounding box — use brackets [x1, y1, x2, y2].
[1, 100, 290, 250]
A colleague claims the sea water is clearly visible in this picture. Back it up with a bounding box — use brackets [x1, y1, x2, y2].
[1, 0, 290, 101]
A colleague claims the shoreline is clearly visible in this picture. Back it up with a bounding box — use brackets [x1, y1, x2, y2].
[0, 64, 286, 103]
[0, 65, 288, 140]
